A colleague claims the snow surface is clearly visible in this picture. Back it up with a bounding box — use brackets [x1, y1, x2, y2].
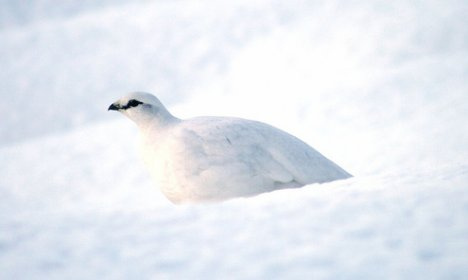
[1, 0, 468, 279]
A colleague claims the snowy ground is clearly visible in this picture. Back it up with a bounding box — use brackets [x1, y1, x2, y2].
[1, 0, 468, 279]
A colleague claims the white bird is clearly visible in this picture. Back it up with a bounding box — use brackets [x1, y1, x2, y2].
[108, 92, 351, 204]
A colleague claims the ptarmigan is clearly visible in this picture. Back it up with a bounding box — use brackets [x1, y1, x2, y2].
[108, 92, 351, 204]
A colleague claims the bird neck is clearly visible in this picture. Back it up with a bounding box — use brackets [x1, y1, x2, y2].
[135, 111, 180, 133]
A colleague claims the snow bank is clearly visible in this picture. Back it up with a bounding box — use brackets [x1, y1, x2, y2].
[1, 122, 467, 279]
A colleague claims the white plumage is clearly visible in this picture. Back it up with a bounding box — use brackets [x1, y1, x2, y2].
[109, 92, 351, 204]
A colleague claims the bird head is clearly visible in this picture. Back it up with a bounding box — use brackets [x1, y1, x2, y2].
[108, 92, 177, 128]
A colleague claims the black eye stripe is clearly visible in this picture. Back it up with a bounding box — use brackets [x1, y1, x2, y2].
[122, 99, 144, 109]
[128, 99, 143, 107]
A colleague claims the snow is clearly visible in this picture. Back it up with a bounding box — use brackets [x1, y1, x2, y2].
[1, 0, 468, 279]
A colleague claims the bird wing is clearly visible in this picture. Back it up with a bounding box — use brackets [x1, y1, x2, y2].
[170, 117, 310, 194]
[187, 117, 350, 185]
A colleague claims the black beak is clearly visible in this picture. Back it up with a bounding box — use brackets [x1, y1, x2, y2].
[108, 103, 120, 111]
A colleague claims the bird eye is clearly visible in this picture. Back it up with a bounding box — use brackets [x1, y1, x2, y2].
[127, 99, 143, 108]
